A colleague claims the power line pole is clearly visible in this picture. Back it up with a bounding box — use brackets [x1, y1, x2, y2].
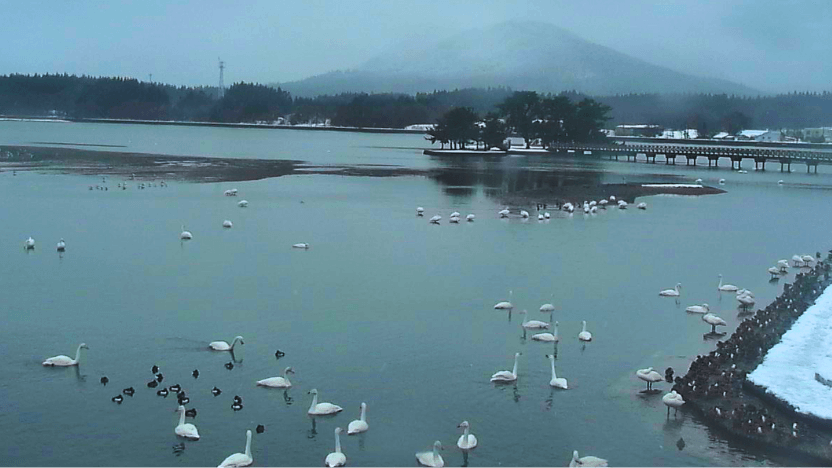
[148, 73, 152, 83]
[218, 58, 225, 99]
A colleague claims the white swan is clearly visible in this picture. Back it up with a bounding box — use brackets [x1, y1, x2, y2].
[792, 255, 804, 267]
[450, 211, 460, 218]
[802, 255, 816, 265]
[618, 200, 628, 209]
[520, 310, 549, 329]
[540, 302, 555, 312]
[416, 207, 425, 216]
[695, 178, 703, 184]
[347, 402, 369, 435]
[717, 274, 738, 292]
[637, 202, 647, 210]
[180, 225, 193, 240]
[56, 239, 66, 251]
[532, 321, 559, 342]
[449, 216, 460, 223]
[466, 214, 475, 221]
[635, 367, 663, 391]
[456, 421, 478, 449]
[209, 336, 244, 351]
[493, 290, 513, 310]
[292, 243, 310, 249]
[777, 259, 790, 272]
[609, 196, 616, 202]
[491, 352, 520, 382]
[662, 390, 685, 416]
[499, 208, 510, 218]
[24, 237, 35, 249]
[175, 405, 200, 440]
[719, 178, 725, 185]
[416, 441, 444, 467]
[736, 289, 754, 297]
[256, 367, 294, 388]
[768, 266, 781, 278]
[737, 293, 756, 307]
[218, 429, 253, 468]
[659, 283, 682, 297]
[325, 427, 346, 467]
[238, 200, 248, 207]
[429, 215, 441, 224]
[685, 303, 709, 314]
[42, 343, 88, 366]
[702, 313, 727, 333]
[546, 354, 568, 389]
[598, 199, 608, 207]
[544, 212, 551, 219]
[307, 388, 343, 415]
[520, 210, 530, 218]
[538, 213, 544, 221]
[578, 321, 592, 341]
[570, 450, 608, 467]
[223, 220, 233, 228]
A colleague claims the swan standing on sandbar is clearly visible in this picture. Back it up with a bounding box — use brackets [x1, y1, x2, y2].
[791, 255, 804, 267]
[450, 211, 460, 218]
[662, 390, 685, 416]
[637, 202, 647, 210]
[717, 274, 738, 292]
[180, 225, 193, 240]
[307, 388, 343, 415]
[777, 259, 790, 272]
[636, 367, 663, 391]
[174, 405, 200, 440]
[499, 208, 510, 218]
[209, 336, 244, 351]
[416, 441, 444, 467]
[768, 266, 781, 278]
[218, 429, 253, 467]
[702, 313, 727, 333]
[532, 321, 559, 342]
[570, 450, 608, 467]
[494, 290, 513, 310]
[429, 215, 441, 224]
[578, 321, 592, 341]
[456, 421, 478, 449]
[43, 343, 88, 366]
[325, 427, 346, 467]
[520, 310, 549, 329]
[659, 283, 681, 297]
[546, 354, 568, 389]
[56, 239, 66, 251]
[347, 402, 369, 435]
[685, 303, 709, 314]
[491, 352, 521, 382]
[257, 367, 294, 388]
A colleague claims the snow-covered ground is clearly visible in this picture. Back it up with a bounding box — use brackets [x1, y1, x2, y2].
[748, 283, 832, 420]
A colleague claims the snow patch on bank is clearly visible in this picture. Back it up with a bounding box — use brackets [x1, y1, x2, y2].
[748, 283, 832, 420]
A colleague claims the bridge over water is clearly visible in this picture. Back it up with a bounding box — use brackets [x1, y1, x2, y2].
[549, 142, 832, 173]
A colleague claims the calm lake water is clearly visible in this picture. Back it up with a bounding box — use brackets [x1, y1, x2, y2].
[2, 120, 832, 467]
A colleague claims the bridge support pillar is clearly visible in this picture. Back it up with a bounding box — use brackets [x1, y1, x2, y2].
[780, 159, 791, 172]
[646, 152, 656, 164]
[708, 157, 719, 168]
[665, 154, 676, 165]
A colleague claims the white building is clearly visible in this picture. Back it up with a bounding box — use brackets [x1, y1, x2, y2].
[737, 130, 781, 142]
[804, 127, 832, 142]
[405, 124, 435, 131]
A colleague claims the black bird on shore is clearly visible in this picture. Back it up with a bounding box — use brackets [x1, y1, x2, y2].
[275, 349, 286, 359]
[122, 387, 135, 396]
[225, 361, 234, 370]
[185, 408, 197, 418]
[112, 395, 123, 404]
[233, 395, 243, 404]
[147, 380, 158, 388]
[192, 369, 199, 379]
[151, 365, 159, 374]
[157, 388, 169, 397]
[169, 384, 181, 392]
[665, 367, 675, 383]
[256, 424, 265, 434]
[211, 386, 222, 396]
[100, 376, 109, 386]
[676, 437, 685, 451]
[156, 373, 164, 383]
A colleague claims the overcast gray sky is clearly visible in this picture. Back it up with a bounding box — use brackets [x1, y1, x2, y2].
[2, 0, 829, 93]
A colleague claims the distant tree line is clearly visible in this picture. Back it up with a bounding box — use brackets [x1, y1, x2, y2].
[425, 91, 611, 150]
[2, 74, 831, 134]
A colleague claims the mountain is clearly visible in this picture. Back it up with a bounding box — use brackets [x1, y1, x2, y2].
[280, 21, 757, 97]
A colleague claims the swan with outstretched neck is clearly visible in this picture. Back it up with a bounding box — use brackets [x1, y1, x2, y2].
[43, 343, 88, 366]
[578, 321, 592, 341]
[494, 290, 513, 310]
[325, 427, 346, 467]
[174, 405, 199, 440]
[307, 389, 343, 415]
[210, 336, 244, 351]
[717, 274, 738, 292]
[257, 367, 294, 388]
[532, 321, 559, 342]
[218, 429, 253, 467]
[347, 402, 369, 434]
[416, 441, 444, 467]
[659, 283, 681, 297]
[491, 352, 521, 382]
[520, 309, 550, 329]
[456, 421, 478, 449]
[546, 354, 568, 389]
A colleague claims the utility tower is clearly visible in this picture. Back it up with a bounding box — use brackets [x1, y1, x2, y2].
[218, 58, 225, 98]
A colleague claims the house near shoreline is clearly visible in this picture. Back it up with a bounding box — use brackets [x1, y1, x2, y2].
[615, 124, 663, 137]
[804, 127, 832, 142]
[737, 129, 782, 142]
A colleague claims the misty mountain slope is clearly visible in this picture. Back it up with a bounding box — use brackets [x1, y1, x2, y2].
[281, 20, 757, 97]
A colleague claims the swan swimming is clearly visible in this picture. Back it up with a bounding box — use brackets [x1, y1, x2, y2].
[546, 354, 568, 389]
[570, 450, 608, 467]
[493, 290, 513, 310]
[307, 388, 343, 415]
[456, 421, 478, 449]
[174, 405, 200, 440]
[218, 429, 253, 467]
[24, 237, 35, 249]
[578, 321, 592, 341]
[685, 303, 709, 314]
[466, 214, 475, 221]
[347, 402, 369, 435]
[540, 301, 555, 312]
[429, 215, 441, 224]
[520, 310, 550, 329]
[659, 283, 682, 297]
[449, 216, 460, 223]
[325, 427, 346, 467]
[223, 220, 233, 228]
[209, 336, 244, 351]
[416, 207, 425, 216]
[450, 211, 460, 218]
[256, 367, 294, 388]
[238, 200, 248, 207]
[56, 239, 66, 251]
[637, 202, 647, 210]
[416, 441, 444, 467]
[292, 243, 310, 249]
[42, 343, 88, 366]
[491, 352, 521, 382]
[702, 313, 727, 333]
[662, 390, 685, 416]
[636, 367, 663, 391]
[717, 274, 738, 292]
[180, 225, 193, 240]
[532, 321, 559, 342]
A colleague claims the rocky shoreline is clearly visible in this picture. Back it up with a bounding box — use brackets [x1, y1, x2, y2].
[676, 253, 832, 465]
